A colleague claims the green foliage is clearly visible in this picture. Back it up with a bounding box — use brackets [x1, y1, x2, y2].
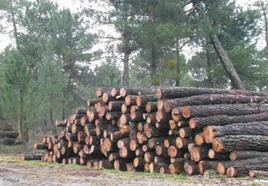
[0, 49, 33, 129]
[93, 62, 122, 87]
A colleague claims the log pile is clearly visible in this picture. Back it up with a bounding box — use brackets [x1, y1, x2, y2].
[0, 120, 19, 145]
[33, 87, 268, 178]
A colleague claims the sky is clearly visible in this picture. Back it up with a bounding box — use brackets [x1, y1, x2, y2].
[0, 0, 265, 61]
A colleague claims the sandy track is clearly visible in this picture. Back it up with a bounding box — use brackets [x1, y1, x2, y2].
[0, 157, 267, 186]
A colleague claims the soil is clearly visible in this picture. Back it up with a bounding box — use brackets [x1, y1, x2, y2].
[0, 154, 267, 186]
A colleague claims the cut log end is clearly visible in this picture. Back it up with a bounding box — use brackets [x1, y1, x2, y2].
[203, 126, 215, 144]
[182, 106, 191, 119]
[175, 137, 184, 149]
[146, 102, 155, 113]
[212, 138, 224, 153]
[184, 161, 198, 176]
[169, 120, 177, 130]
[121, 104, 128, 114]
[120, 88, 127, 97]
[189, 119, 198, 129]
[156, 111, 166, 123]
[195, 133, 204, 146]
[157, 100, 164, 110]
[198, 161, 206, 175]
[163, 101, 172, 113]
[208, 149, 216, 159]
[190, 147, 201, 162]
[102, 92, 109, 103]
[155, 89, 163, 99]
[171, 108, 181, 122]
[229, 151, 237, 161]
[96, 88, 105, 97]
[111, 88, 119, 97]
[217, 163, 226, 175]
[249, 170, 257, 178]
[226, 167, 238, 178]
[130, 139, 138, 151]
[168, 146, 177, 158]
[136, 96, 143, 107]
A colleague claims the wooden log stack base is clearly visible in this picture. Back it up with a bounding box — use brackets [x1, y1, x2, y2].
[30, 87, 268, 178]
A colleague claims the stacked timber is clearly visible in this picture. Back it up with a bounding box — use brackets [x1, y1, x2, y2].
[33, 87, 268, 177]
[0, 120, 19, 145]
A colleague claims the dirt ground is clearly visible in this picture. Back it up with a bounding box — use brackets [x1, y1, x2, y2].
[0, 151, 268, 186]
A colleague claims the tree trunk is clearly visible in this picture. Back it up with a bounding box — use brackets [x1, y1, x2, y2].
[49, 107, 57, 135]
[0, 131, 19, 138]
[205, 39, 213, 87]
[175, 41, 180, 86]
[151, 45, 157, 85]
[210, 34, 245, 90]
[123, 52, 129, 86]
[260, 2, 268, 54]
[10, 2, 19, 49]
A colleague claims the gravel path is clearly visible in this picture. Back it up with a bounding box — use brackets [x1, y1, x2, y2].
[0, 156, 267, 186]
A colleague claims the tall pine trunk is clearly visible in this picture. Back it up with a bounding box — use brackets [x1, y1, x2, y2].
[261, 2, 268, 54]
[205, 39, 213, 87]
[210, 35, 245, 90]
[123, 52, 129, 86]
[175, 42, 180, 86]
[151, 46, 157, 85]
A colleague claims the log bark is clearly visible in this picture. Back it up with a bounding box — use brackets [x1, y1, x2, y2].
[184, 160, 199, 176]
[204, 121, 268, 143]
[22, 153, 43, 161]
[249, 170, 268, 178]
[149, 162, 168, 173]
[175, 137, 194, 149]
[169, 162, 183, 174]
[111, 87, 120, 97]
[208, 149, 229, 160]
[120, 87, 157, 97]
[125, 95, 138, 106]
[34, 143, 48, 150]
[190, 145, 209, 162]
[114, 160, 127, 171]
[198, 160, 219, 175]
[227, 164, 268, 177]
[183, 103, 268, 119]
[133, 156, 145, 170]
[156, 87, 267, 99]
[190, 112, 268, 129]
[136, 95, 157, 107]
[96, 88, 110, 97]
[146, 102, 158, 113]
[164, 94, 268, 113]
[55, 120, 68, 128]
[213, 135, 268, 152]
[229, 151, 268, 161]
[87, 99, 101, 107]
